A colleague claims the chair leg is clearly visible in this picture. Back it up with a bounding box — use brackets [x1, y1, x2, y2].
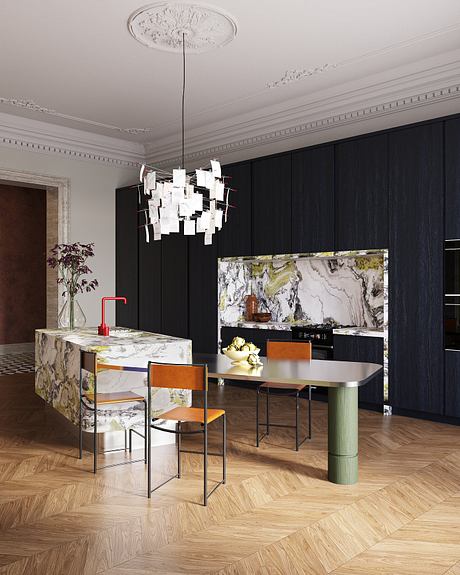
[266, 388, 270, 436]
[124, 429, 128, 451]
[129, 428, 133, 453]
[295, 391, 300, 451]
[144, 401, 148, 464]
[93, 408, 97, 474]
[223, 414, 227, 484]
[308, 386, 312, 439]
[177, 421, 181, 479]
[203, 425, 208, 507]
[79, 401, 83, 460]
[147, 405, 151, 498]
[256, 386, 260, 447]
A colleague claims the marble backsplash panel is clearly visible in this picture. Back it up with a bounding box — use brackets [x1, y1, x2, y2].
[219, 253, 385, 329]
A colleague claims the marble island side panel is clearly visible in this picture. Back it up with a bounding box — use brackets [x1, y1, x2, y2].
[35, 328, 192, 432]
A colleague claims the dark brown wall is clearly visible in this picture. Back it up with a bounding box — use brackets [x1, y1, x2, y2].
[0, 184, 47, 344]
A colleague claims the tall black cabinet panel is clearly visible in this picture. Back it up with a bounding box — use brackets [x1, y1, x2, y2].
[445, 351, 460, 418]
[189, 236, 218, 353]
[252, 154, 292, 256]
[333, 335, 384, 406]
[161, 235, 189, 339]
[138, 240, 162, 333]
[292, 145, 334, 252]
[389, 123, 444, 415]
[335, 134, 388, 251]
[218, 162, 252, 257]
[445, 118, 460, 239]
[115, 185, 139, 328]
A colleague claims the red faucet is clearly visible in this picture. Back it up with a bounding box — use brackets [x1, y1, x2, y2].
[98, 297, 127, 336]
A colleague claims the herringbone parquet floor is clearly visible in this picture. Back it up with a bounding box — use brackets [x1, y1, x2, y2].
[0, 373, 459, 574]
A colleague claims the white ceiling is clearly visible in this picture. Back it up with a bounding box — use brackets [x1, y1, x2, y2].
[0, 0, 460, 167]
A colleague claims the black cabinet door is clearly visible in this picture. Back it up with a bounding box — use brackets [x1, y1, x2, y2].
[292, 145, 334, 252]
[445, 351, 460, 418]
[389, 123, 444, 414]
[333, 335, 384, 406]
[252, 154, 292, 256]
[335, 134, 388, 251]
[221, 327, 291, 357]
[115, 185, 139, 328]
[161, 234, 189, 339]
[218, 162, 252, 257]
[138, 239, 162, 334]
[445, 118, 460, 239]
[189, 236, 218, 353]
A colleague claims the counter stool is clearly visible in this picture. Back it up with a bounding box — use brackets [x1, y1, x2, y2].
[79, 350, 148, 473]
[256, 340, 312, 451]
[146, 361, 226, 506]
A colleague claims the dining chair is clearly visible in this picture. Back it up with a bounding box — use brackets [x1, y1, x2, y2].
[256, 340, 312, 451]
[79, 350, 148, 473]
[146, 361, 226, 506]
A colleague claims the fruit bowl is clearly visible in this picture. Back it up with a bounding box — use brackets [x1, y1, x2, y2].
[223, 347, 260, 364]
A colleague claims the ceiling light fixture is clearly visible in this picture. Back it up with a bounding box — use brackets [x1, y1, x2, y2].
[136, 4, 237, 245]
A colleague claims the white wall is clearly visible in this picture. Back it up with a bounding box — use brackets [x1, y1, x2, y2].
[0, 147, 138, 326]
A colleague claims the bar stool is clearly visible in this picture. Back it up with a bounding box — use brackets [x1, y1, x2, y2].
[146, 361, 226, 506]
[256, 340, 312, 451]
[79, 350, 148, 473]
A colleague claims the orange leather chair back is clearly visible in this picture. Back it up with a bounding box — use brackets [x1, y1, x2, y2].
[267, 340, 312, 360]
[81, 351, 96, 374]
[149, 363, 207, 391]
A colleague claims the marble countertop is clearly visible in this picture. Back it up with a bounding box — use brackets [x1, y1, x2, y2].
[221, 322, 386, 338]
[36, 327, 190, 350]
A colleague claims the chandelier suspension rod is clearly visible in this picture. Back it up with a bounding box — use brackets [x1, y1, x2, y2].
[181, 32, 186, 170]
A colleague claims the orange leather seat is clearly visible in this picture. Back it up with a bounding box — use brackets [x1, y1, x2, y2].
[159, 406, 225, 424]
[84, 391, 145, 405]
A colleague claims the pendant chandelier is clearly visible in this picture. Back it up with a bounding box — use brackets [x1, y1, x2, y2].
[139, 33, 233, 245]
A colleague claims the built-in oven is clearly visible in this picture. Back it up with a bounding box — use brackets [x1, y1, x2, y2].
[291, 325, 334, 360]
[445, 239, 460, 350]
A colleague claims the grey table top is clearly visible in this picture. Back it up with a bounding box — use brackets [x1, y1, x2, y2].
[192, 354, 383, 388]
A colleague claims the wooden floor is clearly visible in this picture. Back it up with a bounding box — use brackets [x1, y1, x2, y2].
[0, 374, 460, 574]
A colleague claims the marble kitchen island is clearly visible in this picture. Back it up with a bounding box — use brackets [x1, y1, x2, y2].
[35, 328, 192, 447]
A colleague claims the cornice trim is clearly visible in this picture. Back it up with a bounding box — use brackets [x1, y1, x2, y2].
[146, 82, 460, 168]
[0, 112, 144, 169]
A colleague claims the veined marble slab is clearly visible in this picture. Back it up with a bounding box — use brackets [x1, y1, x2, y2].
[333, 328, 386, 338]
[35, 328, 192, 433]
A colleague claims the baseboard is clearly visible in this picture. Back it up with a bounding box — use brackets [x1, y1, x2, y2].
[391, 406, 460, 426]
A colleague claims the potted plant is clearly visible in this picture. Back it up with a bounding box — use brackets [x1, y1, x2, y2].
[47, 242, 98, 330]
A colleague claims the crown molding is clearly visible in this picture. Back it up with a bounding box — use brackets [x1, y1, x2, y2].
[145, 57, 460, 168]
[0, 112, 144, 169]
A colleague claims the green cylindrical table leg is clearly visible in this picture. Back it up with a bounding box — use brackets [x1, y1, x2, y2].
[328, 387, 358, 485]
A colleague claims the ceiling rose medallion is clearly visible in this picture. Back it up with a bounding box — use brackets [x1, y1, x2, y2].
[128, 1, 237, 53]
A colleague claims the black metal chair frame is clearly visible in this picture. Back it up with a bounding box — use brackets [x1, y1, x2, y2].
[79, 350, 148, 473]
[256, 384, 312, 451]
[144, 361, 226, 506]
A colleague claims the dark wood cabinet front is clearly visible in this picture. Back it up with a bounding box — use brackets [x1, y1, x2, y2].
[445, 118, 460, 240]
[221, 327, 291, 357]
[116, 185, 139, 329]
[335, 134, 388, 251]
[389, 122, 444, 415]
[292, 145, 334, 252]
[445, 351, 460, 418]
[333, 335, 384, 407]
[252, 154, 292, 256]
[161, 235, 189, 339]
[218, 162, 252, 257]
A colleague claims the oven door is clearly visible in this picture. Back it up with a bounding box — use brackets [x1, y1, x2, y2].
[312, 345, 333, 360]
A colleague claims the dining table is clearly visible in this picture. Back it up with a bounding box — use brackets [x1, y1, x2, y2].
[193, 353, 383, 485]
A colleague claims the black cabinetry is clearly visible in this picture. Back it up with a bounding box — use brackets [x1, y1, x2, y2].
[445, 351, 460, 418]
[115, 185, 139, 328]
[161, 235, 189, 339]
[333, 335, 384, 407]
[252, 154, 292, 256]
[218, 162, 252, 257]
[221, 327, 291, 357]
[335, 134, 388, 251]
[292, 146, 334, 252]
[445, 118, 460, 239]
[389, 123, 444, 415]
[138, 239, 162, 333]
[189, 236, 217, 353]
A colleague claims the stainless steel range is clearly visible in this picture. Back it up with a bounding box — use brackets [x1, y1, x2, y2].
[291, 323, 353, 360]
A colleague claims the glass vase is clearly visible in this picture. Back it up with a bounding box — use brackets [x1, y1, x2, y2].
[58, 296, 86, 331]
